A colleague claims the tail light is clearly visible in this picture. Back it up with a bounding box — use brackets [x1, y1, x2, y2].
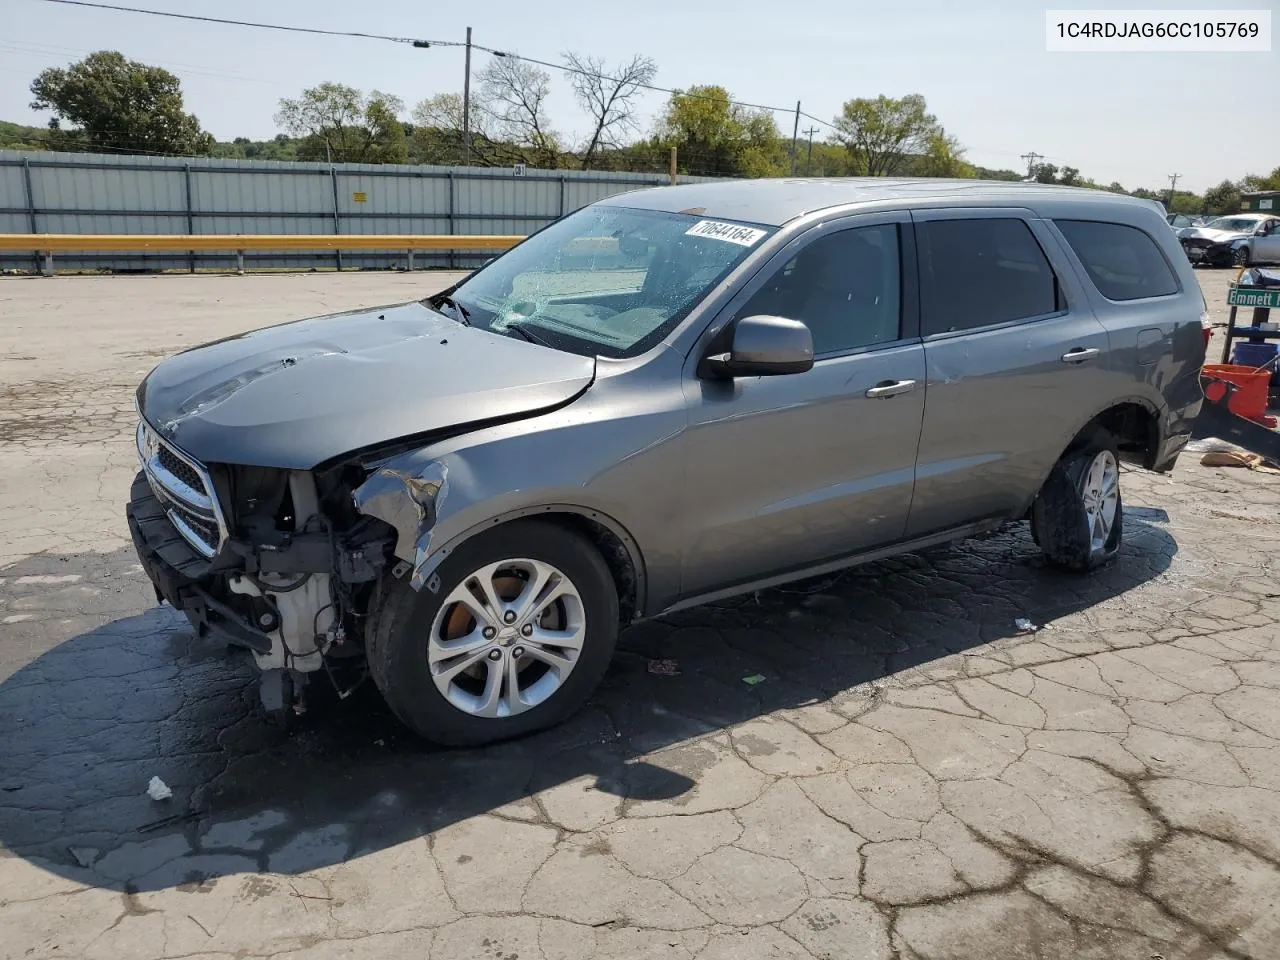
[1200, 294, 1212, 352]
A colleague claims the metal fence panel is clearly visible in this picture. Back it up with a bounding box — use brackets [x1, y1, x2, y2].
[0, 149, 717, 271]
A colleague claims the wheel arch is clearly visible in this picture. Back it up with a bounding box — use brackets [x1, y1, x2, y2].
[410, 504, 648, 626]
[1022, 396, 1162, 519]
[1067, 397, 1162, 468]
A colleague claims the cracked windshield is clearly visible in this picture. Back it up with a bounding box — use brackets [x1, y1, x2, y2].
[440, 206, 774, 357]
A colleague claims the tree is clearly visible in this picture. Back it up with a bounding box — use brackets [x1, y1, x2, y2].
[831, 94, 947, 177]
[410, 92, 524, 167]
[1057, 166, 1084, 187]
[914, 132, 972, 178]
[477, 56, 562, 168]
[656, 85, 786, 177]
[29, 50, 213, 156]
[1031, 162, 1059, 184]
[275, 83, 407, 164]
[564, 52, 656, 169]
[1203, 179, 1242, 215]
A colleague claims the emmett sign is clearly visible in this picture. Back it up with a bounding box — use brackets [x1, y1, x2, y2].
[1227, 286, 1280, 310]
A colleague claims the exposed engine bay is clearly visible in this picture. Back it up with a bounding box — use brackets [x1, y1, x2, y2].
[128, 423, 412, 714]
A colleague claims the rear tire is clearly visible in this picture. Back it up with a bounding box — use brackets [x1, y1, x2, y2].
[366, 520, 619, 747]
[1031, 430, 1124, 572]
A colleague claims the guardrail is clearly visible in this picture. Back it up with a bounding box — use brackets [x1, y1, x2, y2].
[0, 234, 525, 275]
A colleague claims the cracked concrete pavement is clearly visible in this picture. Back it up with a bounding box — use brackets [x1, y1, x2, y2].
[1, 270, 1279, 960]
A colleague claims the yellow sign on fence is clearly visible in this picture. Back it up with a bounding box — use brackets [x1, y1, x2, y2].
[351, 191, 367, 203]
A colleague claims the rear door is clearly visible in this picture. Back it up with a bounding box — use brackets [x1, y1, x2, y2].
[678, 211, 926, 598]
[905, 208, 1112, 537]
[1254, 217, 1280, 263]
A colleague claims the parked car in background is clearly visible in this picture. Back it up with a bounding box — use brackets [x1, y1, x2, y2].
[1180, 213, 1280, 267]
[1167, 213, 1209, 231]
[126, 179, 1207, 746]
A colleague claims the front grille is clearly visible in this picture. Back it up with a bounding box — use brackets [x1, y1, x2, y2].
[136, 420, 225, 559]
[157, 445, 204, 496]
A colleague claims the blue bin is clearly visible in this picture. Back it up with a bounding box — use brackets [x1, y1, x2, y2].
[1232, 342, 1279, 385]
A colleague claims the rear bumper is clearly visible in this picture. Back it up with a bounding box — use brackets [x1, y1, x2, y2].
[127, 471, 272, 655]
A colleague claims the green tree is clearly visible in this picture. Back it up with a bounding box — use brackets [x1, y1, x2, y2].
[1203, 179, 1243, 215]
[656, 85, 786, 177]
[275, 83, 407, 164]
[914, 132, 972, 177]
[972, 166, 1023, 182]
[830, 94, 950, 177]
[29, 50, 213, 156]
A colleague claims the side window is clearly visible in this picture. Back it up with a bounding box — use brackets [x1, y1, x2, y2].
[737, 224, 901, 355]
[918, 218, 1063, 336]
[1054, 219, 1179, 301]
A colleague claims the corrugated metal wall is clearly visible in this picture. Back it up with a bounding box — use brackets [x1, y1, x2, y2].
[0, 150, 717, 271]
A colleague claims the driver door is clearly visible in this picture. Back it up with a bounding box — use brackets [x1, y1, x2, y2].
[677, 212, 927, 599]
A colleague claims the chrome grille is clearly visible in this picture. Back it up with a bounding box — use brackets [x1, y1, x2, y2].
[136, 420, 225, 558]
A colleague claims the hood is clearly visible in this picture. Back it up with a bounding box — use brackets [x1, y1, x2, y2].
[1181, 227, 1247, 244]
[137, 301, 596, 469]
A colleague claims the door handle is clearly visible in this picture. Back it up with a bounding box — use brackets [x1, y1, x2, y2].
[1061, 347, 1101, 364]
[865, 379, 918, 399]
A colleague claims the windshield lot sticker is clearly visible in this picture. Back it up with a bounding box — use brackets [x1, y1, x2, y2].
[685, 220, 767, 246]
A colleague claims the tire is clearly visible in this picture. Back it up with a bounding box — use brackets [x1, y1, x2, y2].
[1233, 246, 1251, 267]
[366, 520, 619, 746]
[1030, 430, 1124, 572]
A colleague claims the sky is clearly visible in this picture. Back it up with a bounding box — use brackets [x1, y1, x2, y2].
[2, 0, 1276, 193]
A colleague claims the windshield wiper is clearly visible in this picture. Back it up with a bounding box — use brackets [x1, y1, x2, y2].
[431, 294, 471, 326]
[503, 321, 553, 347]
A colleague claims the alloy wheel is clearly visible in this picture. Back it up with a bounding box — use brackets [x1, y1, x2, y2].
[1080, 450, 1119, 553]
[427, 558, 586, 718]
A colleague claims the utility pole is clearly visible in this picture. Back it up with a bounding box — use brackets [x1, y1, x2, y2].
[461, 26, 473, 167]
[803, 126, 819, 176]
[789, 101, 801, 176]
[1167, 173, 1180, 206]
[1020, 151, 1044, 180]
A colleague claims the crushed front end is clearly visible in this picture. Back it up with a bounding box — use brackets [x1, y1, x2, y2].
[126, 418, 398, 713]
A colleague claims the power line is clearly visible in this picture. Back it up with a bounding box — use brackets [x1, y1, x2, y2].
[35, 0, 461, 47]
[35, 0, 837, 130]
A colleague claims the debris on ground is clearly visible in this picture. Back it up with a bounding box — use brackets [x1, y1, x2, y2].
[1200, 450, 1280, 474]
[647, 659, 680, 677]
[742, 674, 767, 686]
[146, 776, 173, 801]
[1014, 618, 1038, 634]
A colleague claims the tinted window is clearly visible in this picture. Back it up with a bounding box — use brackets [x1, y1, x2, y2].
[918, 218, 1062, 335]
[738, 224, 901, 355]
[1055, 220, 1179, 301]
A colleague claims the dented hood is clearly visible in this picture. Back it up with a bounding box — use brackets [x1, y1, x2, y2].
[136, 301, 596, 469]
[1180, 227, 1247, 244]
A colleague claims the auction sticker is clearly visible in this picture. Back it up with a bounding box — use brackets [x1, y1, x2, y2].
[685, 220, 768, 246]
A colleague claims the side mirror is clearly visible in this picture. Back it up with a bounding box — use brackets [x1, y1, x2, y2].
[700, 314, 814, 379]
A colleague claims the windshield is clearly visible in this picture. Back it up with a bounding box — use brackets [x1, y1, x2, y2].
[436, 205, 775, 358]
[1204, 217, 1260, 233]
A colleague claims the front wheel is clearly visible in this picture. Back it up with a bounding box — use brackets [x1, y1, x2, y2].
[1233, 246, 1251, 267]
[1031, 431, 1124, 572]
[366, 520, 619, 746]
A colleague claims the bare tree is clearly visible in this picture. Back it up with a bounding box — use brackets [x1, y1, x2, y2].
[477, 55, 562, 168]
[563, 53, 656, 169]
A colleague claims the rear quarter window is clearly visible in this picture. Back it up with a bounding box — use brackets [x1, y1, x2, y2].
[1054, 220, 1179, 302]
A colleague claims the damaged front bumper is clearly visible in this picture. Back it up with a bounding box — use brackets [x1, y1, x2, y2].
[127, 470, 275, 656]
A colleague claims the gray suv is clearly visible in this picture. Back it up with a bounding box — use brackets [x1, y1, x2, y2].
[127, 179, 1206, 746]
